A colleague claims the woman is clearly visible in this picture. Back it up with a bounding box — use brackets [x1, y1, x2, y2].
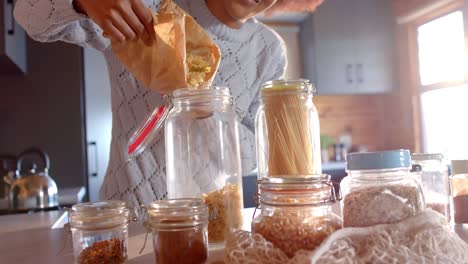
[14, 0, 286, 207]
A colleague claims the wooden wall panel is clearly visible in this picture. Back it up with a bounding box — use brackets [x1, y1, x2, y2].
[314, 95, 386, 151]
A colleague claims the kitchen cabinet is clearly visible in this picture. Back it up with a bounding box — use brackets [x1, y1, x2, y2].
[0, 0, 27, 74]
[300, 0, 394, 94]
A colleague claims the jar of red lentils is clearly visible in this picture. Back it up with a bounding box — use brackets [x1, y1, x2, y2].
[251, 175, 342, 258]
[68, 200, 136, 264]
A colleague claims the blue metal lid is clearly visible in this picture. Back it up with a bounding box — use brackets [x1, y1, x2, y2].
[346, 149, 411, 171]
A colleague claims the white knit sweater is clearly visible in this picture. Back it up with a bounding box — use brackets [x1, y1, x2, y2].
[14, 0, 286, 207]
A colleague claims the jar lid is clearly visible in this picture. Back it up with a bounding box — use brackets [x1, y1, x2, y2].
[69, 200, 132, 230]
[260, 79, 316, 97]
[257, 175, 339, 206]
[451, 160, 468, 174]
[146, 198, 208, 229]
[411, 153, 444, 161]
[346, 149, 411, 171]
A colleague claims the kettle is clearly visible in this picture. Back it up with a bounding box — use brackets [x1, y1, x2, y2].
[3, 148, 58, 211]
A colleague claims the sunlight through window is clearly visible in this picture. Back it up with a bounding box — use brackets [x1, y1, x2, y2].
[417, 11, 465, 86]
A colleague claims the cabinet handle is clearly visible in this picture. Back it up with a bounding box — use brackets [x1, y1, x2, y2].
[7, 0, 15, 35]
[88, 141, 98, 177]
[346, 64, 353, 84]
[356, 64, 363, 83]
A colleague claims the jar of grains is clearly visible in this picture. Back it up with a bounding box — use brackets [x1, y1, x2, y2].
[251, 176, 342, 258]
[341, 150, 425, 227]
[255, 79, 322, 179]
[411, 153, 450, 220]
[68, 201, 135, 264]
[145, 199, 209, 264]
[450, 160, 468, 224]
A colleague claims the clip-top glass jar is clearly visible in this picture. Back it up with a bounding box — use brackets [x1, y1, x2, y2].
[165, 87, 243, 245]
[450, 160, 468, 224]
[145, 199, 209, 264]
[255, 79, 321, 179]
[411, 153, 450, 220]
[341, 150, 425, 227]
[68, 201, 134, 264]
[252, 175, 342, 257]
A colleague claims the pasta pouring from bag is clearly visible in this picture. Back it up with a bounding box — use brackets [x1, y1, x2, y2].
[112, 0, 221, 94]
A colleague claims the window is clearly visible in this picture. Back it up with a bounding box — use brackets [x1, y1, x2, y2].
[417, 9, 468, 160]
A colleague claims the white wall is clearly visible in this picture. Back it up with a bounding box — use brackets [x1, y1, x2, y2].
[268, 24, 303, 79]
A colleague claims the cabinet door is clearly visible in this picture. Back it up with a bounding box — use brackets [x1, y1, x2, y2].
[353, 0, 394, 93]
[302, 0, 356, 94]
[0, 0, 27, 74]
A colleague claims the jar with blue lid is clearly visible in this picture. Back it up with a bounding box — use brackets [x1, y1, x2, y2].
[340, 150, 425, 227]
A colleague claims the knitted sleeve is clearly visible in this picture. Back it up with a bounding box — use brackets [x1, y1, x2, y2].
[14, 0, 161, 51]
[241, 37, 287, 132]
[14, 0, 110, 50]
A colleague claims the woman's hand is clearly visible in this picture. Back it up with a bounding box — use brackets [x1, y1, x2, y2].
[73, 0, 155, 42]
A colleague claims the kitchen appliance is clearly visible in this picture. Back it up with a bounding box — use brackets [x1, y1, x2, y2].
[3, 148, 58, 211]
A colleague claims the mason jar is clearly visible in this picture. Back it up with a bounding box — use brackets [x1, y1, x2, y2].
[68, 201, 135, 264]
[145, 199, 209, 264]
[165, 87, 244, 245]
[450, 160, 468, 224]
[251, 175, 341, 258]
[255, 79, 321, 179]
[341, 150, 425, 227]
[411, 153, 450, 220]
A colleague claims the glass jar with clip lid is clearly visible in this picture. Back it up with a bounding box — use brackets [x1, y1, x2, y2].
[252, 175, 342, 258]
[68, 200, 137, 264]
[127, 87, 244, 246]
[143, 198, 209, 264]
[255, 79, 322, 179]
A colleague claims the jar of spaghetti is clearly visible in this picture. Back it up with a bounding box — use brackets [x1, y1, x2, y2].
[164, 87, 244, 245]
[341, 150, 425, 227]
[255, 79, 321, 179]
[68, 201, 135, 264]
[251, 175, 342, 257]
[146, 199, 209, 264]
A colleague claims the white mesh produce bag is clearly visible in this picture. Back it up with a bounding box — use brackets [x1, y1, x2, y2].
[225, 210, 468, 264]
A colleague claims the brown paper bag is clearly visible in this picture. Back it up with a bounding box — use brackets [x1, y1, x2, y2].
[112, 0, 221, 95]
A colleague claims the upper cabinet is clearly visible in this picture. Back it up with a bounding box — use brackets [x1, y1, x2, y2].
[1, 0, 27, 74]
[300, 0, 395, 94]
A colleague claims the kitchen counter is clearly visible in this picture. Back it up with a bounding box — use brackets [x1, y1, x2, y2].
[1, 208, 467, 263]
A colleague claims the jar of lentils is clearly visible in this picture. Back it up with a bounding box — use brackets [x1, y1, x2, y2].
[251, 175, 341, 258]
[145, 199, 209, 264]
[341, 150, 425, 227]
[68, 201, 135, 264]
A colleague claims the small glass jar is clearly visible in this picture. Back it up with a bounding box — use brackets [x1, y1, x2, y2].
[146, 199, 209, 264]
[251, 175, 341, 258]
[411, 153, 450, 220]
[451, 160, 468, 224]
[68, 201, 133, 264]
[341, 150, 425, 227]
[255, 79, 321, 179]
[165, 87, 244, 245]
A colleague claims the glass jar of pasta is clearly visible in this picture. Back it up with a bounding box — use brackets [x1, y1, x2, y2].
[252, 175, 341, 257]
[255, 79, 321, 179]
[68, 201, 135, 264]
[165, 87, 244, 246]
